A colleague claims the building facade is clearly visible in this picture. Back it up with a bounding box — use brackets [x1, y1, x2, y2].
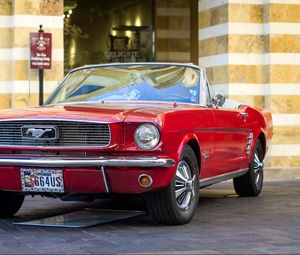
[0, 0, 64, 108]
[196, 0, 300, 178]
[0, 0, 299, 177]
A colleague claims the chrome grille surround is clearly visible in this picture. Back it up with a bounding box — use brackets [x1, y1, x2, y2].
[0, 119, 111, 148]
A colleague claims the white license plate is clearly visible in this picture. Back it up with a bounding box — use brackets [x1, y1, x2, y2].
[21, 168, 64, 193]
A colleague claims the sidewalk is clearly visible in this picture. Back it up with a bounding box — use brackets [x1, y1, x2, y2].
[264, 167, 300, 180]
[0, 179, 299, 254]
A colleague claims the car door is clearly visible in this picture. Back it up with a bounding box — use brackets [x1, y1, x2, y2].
[210, 106, 250, 175]
[197, 69, 217, 180]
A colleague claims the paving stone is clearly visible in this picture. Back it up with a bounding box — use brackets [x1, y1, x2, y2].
[0, 180, 299, 254]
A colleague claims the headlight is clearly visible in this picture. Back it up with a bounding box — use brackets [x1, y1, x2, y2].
[134, 123, 160, 150]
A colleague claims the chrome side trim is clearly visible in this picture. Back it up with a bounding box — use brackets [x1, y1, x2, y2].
[199, 168, 249, 188]
[101, 166, 110, 193]
[0, 156, 175, 168]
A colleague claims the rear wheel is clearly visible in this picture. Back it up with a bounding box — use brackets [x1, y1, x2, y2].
[233, 140, 264, 196]
[0, 191, 25, 218]
[145, 145, 199, 225]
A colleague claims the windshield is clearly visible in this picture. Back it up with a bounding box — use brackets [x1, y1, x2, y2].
[47, 64, 200, 104]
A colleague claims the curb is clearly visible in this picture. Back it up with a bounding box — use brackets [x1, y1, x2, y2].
[264, 167, 300, 180]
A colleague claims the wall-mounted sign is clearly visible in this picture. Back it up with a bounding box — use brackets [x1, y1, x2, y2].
[30, 32, 52, 69]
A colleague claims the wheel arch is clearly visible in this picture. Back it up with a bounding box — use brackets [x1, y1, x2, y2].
[173, 132, 202, 176]
[257, 131, 266, 158]
[186, 139, 201, 174]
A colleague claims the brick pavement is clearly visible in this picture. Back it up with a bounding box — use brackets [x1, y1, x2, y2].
[0, 180, 299, 254]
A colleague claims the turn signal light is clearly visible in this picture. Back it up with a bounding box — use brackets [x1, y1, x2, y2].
[138, 174, 153, 187]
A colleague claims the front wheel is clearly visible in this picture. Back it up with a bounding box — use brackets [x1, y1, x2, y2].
[145, 145, 199, 225]
[0, 191, 25, 218]
[233, 140, 264, 196]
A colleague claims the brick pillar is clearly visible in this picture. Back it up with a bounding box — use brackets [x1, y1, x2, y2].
[0, 0, 13, 108]
[0, 0, 64, 109]
[154, 0, 191, 62]
[199, 0, 300, 173]
[264, 1, 300, 169]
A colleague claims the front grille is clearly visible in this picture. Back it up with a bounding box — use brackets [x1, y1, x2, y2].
[0, 120, 111, 148]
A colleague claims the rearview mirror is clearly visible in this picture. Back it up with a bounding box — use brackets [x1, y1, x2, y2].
[212, 93, 225, 108]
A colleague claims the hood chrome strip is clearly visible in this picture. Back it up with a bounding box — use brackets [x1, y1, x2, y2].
[0, 118, 109, 124]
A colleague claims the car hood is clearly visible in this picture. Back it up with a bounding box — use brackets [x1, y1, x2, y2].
[0, 102, 194, 123]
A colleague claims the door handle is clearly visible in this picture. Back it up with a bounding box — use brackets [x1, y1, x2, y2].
[238, 112, 248, 122]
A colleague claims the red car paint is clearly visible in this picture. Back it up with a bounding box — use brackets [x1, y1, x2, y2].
[0, 100, 272, 194]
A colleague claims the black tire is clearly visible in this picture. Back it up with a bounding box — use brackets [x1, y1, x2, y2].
[233, 140, 264, 196]
[0, 191, 25, 218]
[145, 145, 199, 225]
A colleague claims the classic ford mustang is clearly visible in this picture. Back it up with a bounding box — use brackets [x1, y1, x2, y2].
[0, 63, 272, 225]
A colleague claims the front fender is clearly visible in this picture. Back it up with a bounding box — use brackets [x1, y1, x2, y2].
[163, 131, 200, 167]
[176, 133, 201, 163]
[154, 131, 200, 189]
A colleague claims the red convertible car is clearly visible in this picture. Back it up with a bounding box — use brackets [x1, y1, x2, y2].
[0, 63, 272, 225]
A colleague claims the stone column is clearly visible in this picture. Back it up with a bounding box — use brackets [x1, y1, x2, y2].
[154, 0, 191, 62]
[0, 0, 64, 108]
[264, 1, 300, 171]
[199, 0, 265, 107]
[0, 0, 13, 108]
[199, 0, 300, 174]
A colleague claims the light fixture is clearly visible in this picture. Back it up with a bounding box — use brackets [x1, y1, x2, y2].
[134, 123, 160, 150]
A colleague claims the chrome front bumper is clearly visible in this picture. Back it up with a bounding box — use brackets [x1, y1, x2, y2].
[0, 156, 175, 168]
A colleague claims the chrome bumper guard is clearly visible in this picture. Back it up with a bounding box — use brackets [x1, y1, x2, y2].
[0, 156, 175, 168]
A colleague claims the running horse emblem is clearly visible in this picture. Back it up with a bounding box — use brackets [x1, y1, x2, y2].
[25, 128, 53, 139]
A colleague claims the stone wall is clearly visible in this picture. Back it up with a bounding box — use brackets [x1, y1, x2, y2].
[199, 0, 300, 170]
[154, 0, 191, 62]
[0, 0, 299, 172]
[0, 0, 64, 108]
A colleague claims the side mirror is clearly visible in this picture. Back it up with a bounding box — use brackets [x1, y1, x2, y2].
[212, 93, 225, 108]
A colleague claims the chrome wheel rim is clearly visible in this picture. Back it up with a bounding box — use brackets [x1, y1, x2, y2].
[175, 160, 195, 211]
[253, 150, 264, 187]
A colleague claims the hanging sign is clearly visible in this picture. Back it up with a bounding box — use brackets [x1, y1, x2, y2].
[30, 32, 52, 69]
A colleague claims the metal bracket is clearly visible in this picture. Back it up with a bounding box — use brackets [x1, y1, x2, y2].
[101, 166, 110, 193]
[238, 112, 248, 122]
